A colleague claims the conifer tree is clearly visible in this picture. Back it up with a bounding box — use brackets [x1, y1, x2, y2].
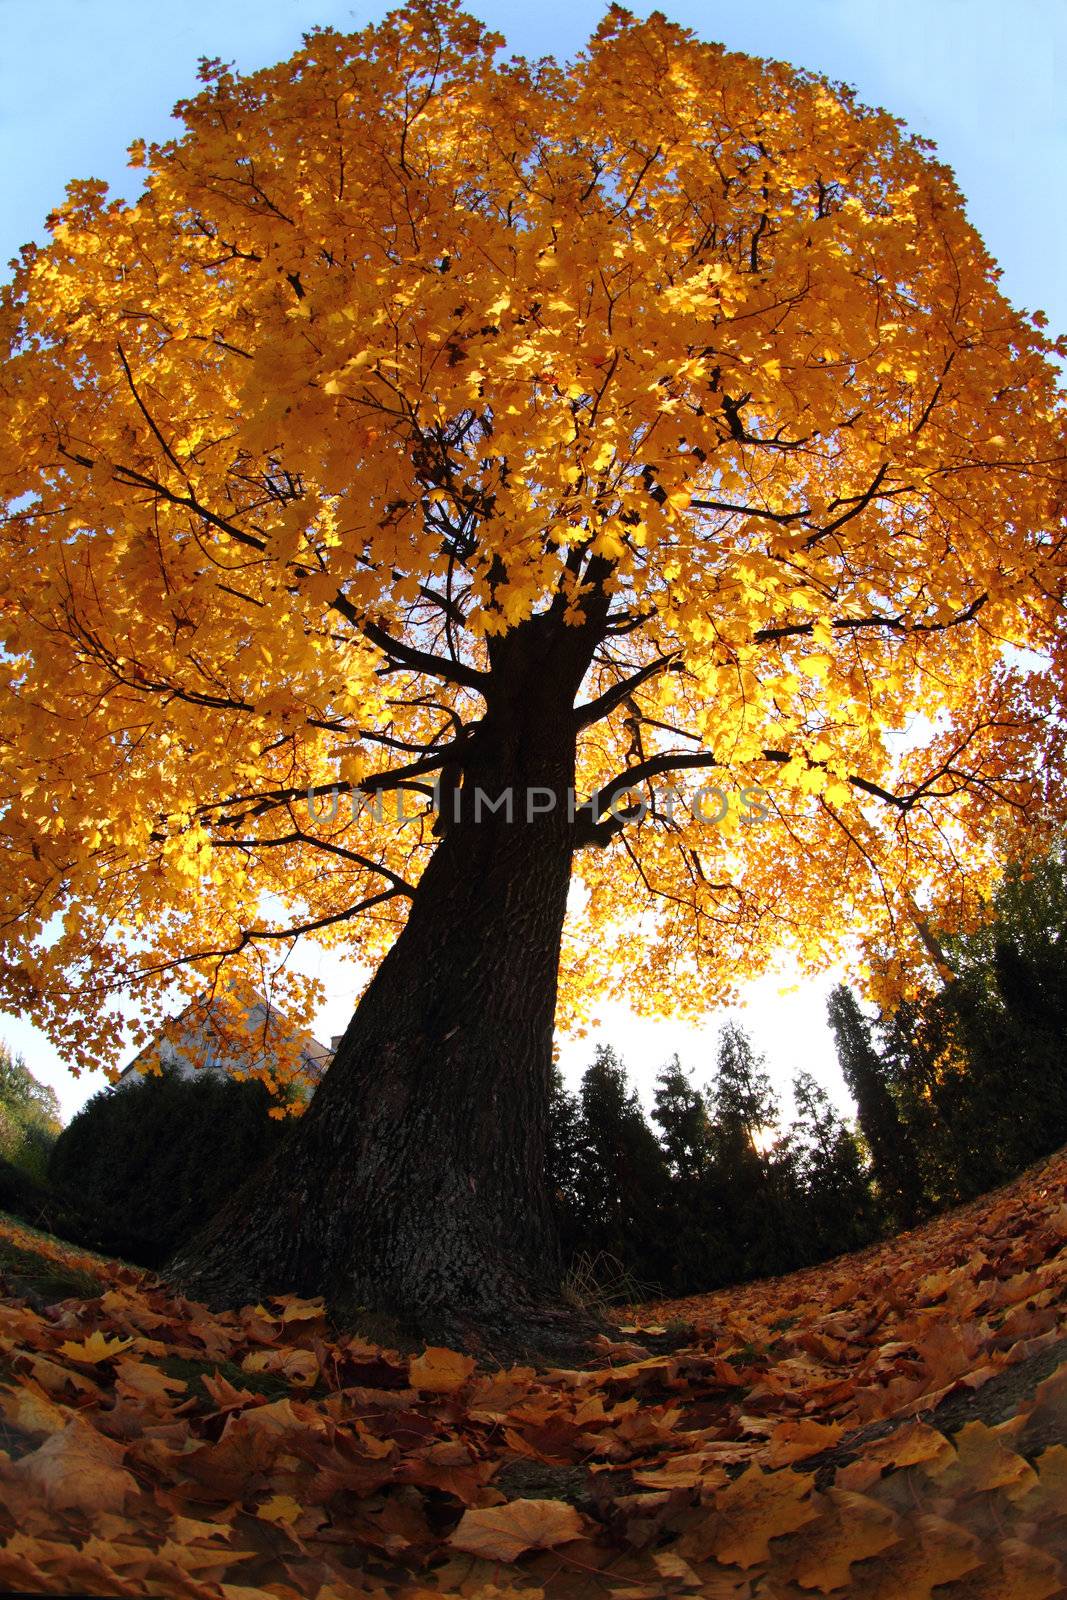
[574, 1045, 670, 1284]
[790, 1070, 877, 1256]
[827, 986, 925, 1227]
[652, 1056, 713, 1181]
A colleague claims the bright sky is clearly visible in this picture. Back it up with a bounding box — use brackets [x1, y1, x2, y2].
[1, 0, 1064, 1123]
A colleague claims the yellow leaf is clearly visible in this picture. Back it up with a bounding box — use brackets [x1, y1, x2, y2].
[256, 1493, 304, 1527]
[58, 1331, 134, 1365]
[681, 1466, 817, 1568]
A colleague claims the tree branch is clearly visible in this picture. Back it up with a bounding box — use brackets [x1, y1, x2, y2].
[574, 750, 722, 847]
[573, 652, 681, 730]
[331, 594, 488, 691]
[212, 827, 416, 897]
[754, 593, 988, 644]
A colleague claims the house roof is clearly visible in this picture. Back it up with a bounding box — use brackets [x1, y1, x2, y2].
[118, 990, 333, 1088]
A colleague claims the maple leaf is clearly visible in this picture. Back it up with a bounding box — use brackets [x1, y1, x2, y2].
[448, 1497, 587, 1561]
[255, 1493, 304, 1527]
[276, 1295, 328, 1326]
[784, 1488, 900, 1591]
[113, 1357, 188, 1405]
[835, 1418, 953, 1491]
[410, 1345, 477, 1393]
[242, 1345, 320, 1387]
[929, 1418, 1037, 1496]
[960, 1539, 1065, 1600]
[764, 1417, 845, 1466]
[0, 1382, 72, 1437]
[858, 1513, 981, 1599]
[12, 1418, 138, 1514]
[680, 1466, 819, 1568]
[57, 1330, 135, 1365]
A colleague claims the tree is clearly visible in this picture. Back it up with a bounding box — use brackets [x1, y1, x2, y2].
[1, 2, 1064, 1327]
[544, 1063, 585, 1261]
[876, 842, 1067, 1201]
[827, 986, 925, 1227]
[790, 1070, 877, 1256]
[572, 1045, 670, 1283]
[704, 1022, 798, 1279]
[711, 1023, 779, 1155]
[652, 1056, 713, 1181]
[0, 1041, 62, 1181]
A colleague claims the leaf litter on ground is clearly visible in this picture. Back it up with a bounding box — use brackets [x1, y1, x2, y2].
[1, 1148, 1066, 1598]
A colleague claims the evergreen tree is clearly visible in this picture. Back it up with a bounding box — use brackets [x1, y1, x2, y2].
[878, 844, 1067, 1201]
[790, 1071, 878, 1257]
[652, 1056, 713, 1180]
[48, 1067, 289, 1266]
[544, 1064, 585, 1261]
[702, 1023, 799, 1281]
[828, 986, 926, 1228]
[712, 1023, 779, 1157]
[572, 1045, 671, 1287]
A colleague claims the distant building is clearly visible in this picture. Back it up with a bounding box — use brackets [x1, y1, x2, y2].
[117, 991, 333, 1097]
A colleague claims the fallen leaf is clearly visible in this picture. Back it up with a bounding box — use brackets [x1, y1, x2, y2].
[449, 1497, 587, 1561]
[785, 1488, 900, 1591]
[57, 1330, 135, 1365]
[0, 1382, 72, 1437]
[681, 1466, 818, 1568]
[765, 1417, 845, 1466]
[114, 1357, 188, 1404]
[859, 1513, 981, 1599]
[835, 1419, 953, 1490]
[13, 1419, 138, 1513]
[410, 1345, 477, 1393]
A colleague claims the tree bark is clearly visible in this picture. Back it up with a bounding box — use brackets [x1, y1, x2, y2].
[168, 616, 596, 1336]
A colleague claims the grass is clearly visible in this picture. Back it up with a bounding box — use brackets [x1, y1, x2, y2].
[0, 1209, 115, 1304]
[559, 1249, 659, 1315]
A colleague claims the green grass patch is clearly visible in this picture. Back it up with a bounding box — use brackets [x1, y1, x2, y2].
[0, 1231, 106, 1304]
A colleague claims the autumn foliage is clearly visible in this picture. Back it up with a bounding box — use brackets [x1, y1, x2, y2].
[2, 1146, 1067, 1596]
[1, 0, 1064, 1073]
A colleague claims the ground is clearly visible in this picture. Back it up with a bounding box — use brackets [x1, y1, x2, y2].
[1, 1150, 1066, 1599]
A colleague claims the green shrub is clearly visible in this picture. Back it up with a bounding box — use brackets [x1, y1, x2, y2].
[48, 1067, 291, 1267]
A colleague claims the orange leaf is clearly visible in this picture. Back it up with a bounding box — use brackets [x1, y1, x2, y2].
[786, 1488, 900, 1591]
[448, 1497, 587, 1561]
[835, 1419, 953, 1491]
[114, 1358, 188, 1404]
[13, 1419, 138, 1514]
[764, 1417, 845, 1466]
[682, 1466, 818, 1568]
[409, 1345, 476, 1393]
[0, 1383, 72, 1438]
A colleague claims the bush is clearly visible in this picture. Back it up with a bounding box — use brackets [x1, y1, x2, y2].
[48, 1067, 291, 1267]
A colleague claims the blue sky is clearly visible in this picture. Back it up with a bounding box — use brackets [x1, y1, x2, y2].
[1, 0, 1064, 1119]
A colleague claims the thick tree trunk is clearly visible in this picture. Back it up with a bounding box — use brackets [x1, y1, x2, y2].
[169, 623, 593, 1336]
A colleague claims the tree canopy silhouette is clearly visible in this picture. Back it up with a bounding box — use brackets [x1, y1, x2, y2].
[1, 0, 1064, 1326]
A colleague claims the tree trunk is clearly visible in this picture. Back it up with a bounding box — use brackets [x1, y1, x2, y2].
[169, 625, 592, 1337]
